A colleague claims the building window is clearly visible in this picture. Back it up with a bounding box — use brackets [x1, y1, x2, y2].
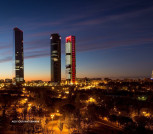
[16, 60, 20, 63]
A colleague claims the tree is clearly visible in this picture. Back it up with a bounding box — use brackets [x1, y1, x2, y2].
[31, 106, 37, 118]
[60, 104, 75, 116]
[108, 114, 117, 122]
[134, 116, 149, 134]
[118, 116, 133, 126]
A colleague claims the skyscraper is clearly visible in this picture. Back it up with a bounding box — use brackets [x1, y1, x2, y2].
[13, 27, 24, 83]
[50, 33, 61, 83]
[65, 36, 76, 84]
[151, 70, 153, 80]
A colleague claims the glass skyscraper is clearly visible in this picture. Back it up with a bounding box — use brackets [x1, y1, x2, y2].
[13, 27, 24, 83]
[65, 36, 76, 84]
[50, 33, 61, 83]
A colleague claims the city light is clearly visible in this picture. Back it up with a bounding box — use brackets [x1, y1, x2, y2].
[0, 1, 153, 134]
[50, 114, 55, 120]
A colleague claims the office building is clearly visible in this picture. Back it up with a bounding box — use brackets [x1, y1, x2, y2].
[50, 33, 61, 83]
[65, 36, 76, 84]
[13, 27, 24, 83]
[151, 70, 153, 80]
[5, 78, 12, 83]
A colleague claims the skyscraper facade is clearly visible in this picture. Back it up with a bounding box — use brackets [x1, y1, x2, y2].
[50, 33, 61, 83]
[65, 36, 76, 84]
[151, 70, 153, 80]
[13, 27, 24, 83]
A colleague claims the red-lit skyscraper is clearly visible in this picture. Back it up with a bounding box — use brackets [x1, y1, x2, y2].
[65, 36, 76, 84]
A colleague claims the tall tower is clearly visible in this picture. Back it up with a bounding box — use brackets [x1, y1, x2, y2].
[151, 70, 153, 80]
[13, 27, 24, 83]
[65, 36, 76, 84]
[50, 33, 61, 83]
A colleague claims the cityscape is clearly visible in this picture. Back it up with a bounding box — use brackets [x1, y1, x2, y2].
[0, 0, 153, 134]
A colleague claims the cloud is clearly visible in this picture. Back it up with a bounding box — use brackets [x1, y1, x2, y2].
[77, 37, 153, 52]
[0, 42, 11, 49]
[27, 31, 51, 37]
[73, 5, 153, 26]
[0, 1, 153, 63]
[25, 49, 49, 59]
[23, 39, 50, 52]
[1, 35, 152, 64]
[0, 50, 49, 63]
[0, 56, 12, 63]
[1, 36, 152, 64]
[25, 52, 49, 59]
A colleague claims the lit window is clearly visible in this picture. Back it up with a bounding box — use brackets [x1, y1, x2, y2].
[16, 60, 20, 63]
[54, 58, 58, 61]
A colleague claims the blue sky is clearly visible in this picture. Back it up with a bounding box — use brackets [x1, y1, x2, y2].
[0, 0, 153, 81]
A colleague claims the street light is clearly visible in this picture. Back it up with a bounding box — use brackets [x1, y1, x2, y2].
[89, 97, 95, 103]
[50, 114, 54, 120]
[50, 114, 55, 134]
[28, 103, 31, 106]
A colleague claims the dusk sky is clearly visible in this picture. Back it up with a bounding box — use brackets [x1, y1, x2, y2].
[0, 0, 153, 81]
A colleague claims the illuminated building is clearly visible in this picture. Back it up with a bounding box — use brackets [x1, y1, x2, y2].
[65, 36, 76, 84]
[50, 33, 61, 83]
[5, 79, 12, 83]
[0, 79, 4, 83]
[13, 27, 24, 83]
[151, 70, 153, 80]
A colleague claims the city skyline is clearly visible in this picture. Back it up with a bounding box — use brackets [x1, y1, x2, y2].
[0, 0, 153, 81]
